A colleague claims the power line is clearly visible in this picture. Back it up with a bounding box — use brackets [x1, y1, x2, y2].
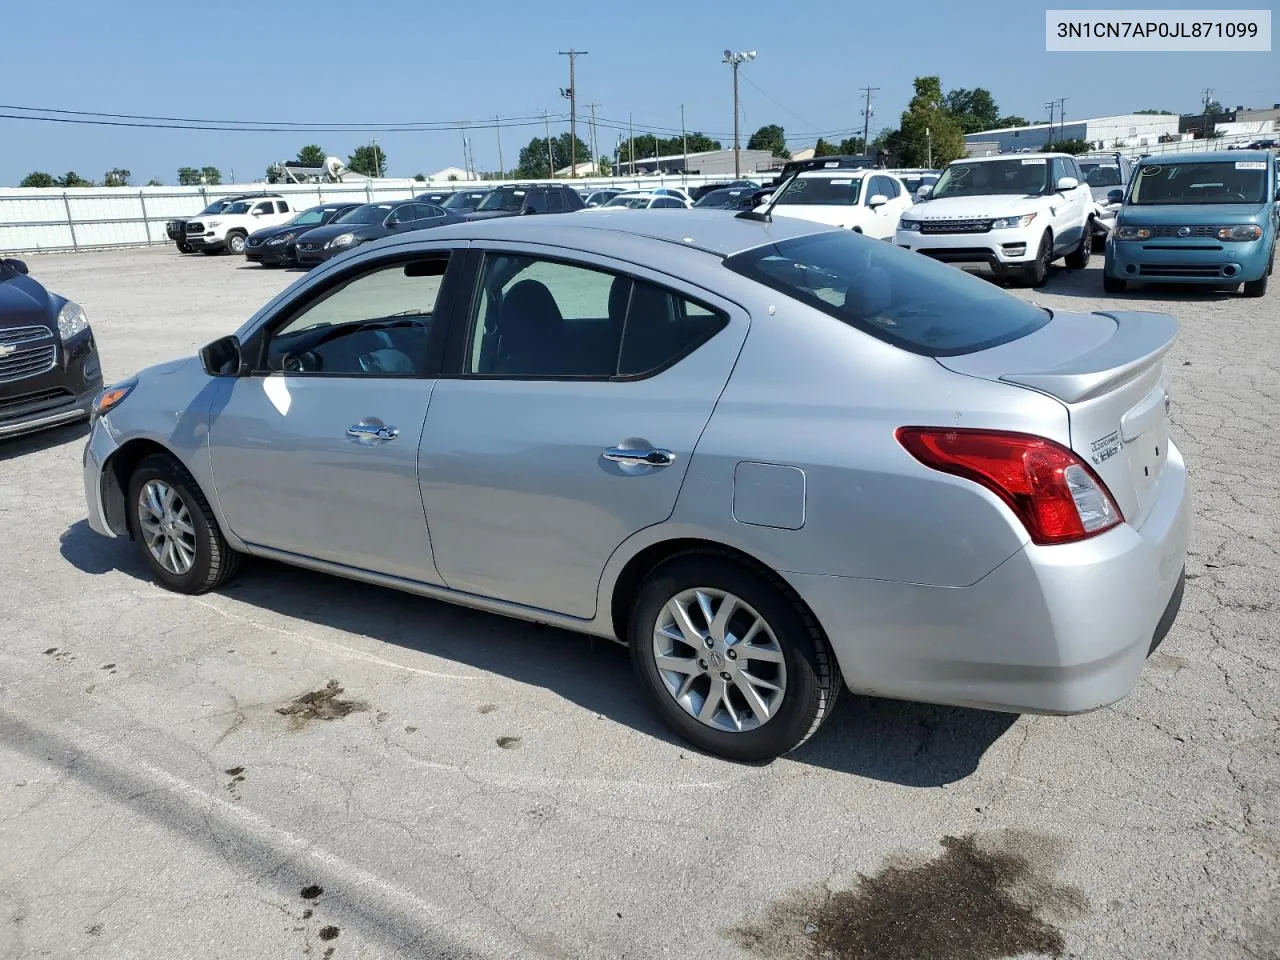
[0, 111, 561, 134]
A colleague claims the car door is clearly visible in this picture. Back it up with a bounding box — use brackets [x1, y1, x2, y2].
[419, 246, 749, 617]
[863, 176, 901, 240]
[208, 248, 463, 582]
[1049, 158, 1087, 253]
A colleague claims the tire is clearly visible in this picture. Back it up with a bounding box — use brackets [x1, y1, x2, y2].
[201, 248, 221, 256]
[175, 240, 192, 254]
[1242, 248, 1273, 298]
[1103, 274, 1128, 293]
[628, 554, 840, 762]
[126, 453, 241, 594]
[1065, 219, 1093, 269]
[225, 232, 247, 255]
[1020, 231, 1052, 287]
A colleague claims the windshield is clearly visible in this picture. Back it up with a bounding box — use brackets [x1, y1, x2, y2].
[931, 159, 1050, 199]
[334, 204, 392, 224]
[1078, 162, 1123, 187]
[694, 190, 742, 208]
[292, 208, 330, 226]
[477, 188, 527, 212]
[724, 231, 1050, 357]
[200, 199, 233, 215]
[774, 177, 862, 206]
[442, 191, 485, 209]
[1128, 160, 1268, 204]
[604, 195, 653, 209]
[223, 201, 254, 214]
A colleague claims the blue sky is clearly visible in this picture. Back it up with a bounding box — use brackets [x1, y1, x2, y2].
[2, 0, 1275, 185]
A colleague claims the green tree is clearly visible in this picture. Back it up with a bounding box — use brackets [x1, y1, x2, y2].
[177, 166, 202, 185]
[995, 115, 1030, 128]
[1044, 138, 1092, 155]
[146, 179, 163, 186]
[1134, 108, 1174, 115]
[59, 171, 94, 187]
[617, 132, 721, 164]
[813, 137, 839, 157]
[103, 168, 131, 187]
[515, 133, 590, 178]
[20, 171, 57, 187]
[264, 165, 282, 184]
[413, 173, 426, 182]
[944, 87, 1000, 134]
[1203, 99, 1224, 115]
[747, 124, 789, 159]
[296, 144, 326, 165]
[200, 166, 222, 185]
[897, 76, 965, 167]
[348, 145, 388, 177]
[596, 155, 612, 176]
[836, 136, 866, 155]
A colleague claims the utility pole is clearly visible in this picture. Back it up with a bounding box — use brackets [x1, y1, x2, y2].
[1200, 87, 1215, 139]
[1055, 98, 1069, 146]
[559, 49, 588, 177]
[628, 113, 635, 175]
[1043, 101, 1055, 148]
[544, 112, 554, 178]
[860, 85, 879, 154]
[371, 138, 381, 178]
[587, 103, 600, 172]
[495, 115, 504, 180]
[681, 103, 688, 173]
[722, 49, 757, 179]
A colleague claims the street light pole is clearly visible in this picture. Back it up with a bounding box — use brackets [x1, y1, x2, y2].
[722, 50, 756, 179]
[559, 49, 588, 177]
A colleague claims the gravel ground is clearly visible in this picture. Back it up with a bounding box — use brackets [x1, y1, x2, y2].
[0, 244, 1276, 960]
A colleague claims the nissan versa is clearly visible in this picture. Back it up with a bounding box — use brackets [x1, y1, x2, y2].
[1104, 151, 1278, 296]
[82, 213, 1189, 761]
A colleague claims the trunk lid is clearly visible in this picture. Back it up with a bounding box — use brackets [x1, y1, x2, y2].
[937, 309, 1178, 527]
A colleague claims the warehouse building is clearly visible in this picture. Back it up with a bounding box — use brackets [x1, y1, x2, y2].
[964, 113, 1182, 155]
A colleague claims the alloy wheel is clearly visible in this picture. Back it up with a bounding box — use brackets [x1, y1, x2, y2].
[651, 588, 787, 733]
[137, 479, 197, 575]
[228, 234, 246, 254]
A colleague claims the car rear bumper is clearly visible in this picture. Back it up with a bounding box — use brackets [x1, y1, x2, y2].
[1105, 238, 1271, 283]
[787, 439, 1191, 714]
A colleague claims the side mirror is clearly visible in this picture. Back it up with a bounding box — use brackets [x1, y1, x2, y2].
[1056, 176, 1080, 191]
[868, 194, 889, 208]
[3, 258, 28, 275]
[251, 209, 264, 216]
[200, 334, 246, 378]
[1107, 189, 1125, 205]
[916, 184, 932, 199]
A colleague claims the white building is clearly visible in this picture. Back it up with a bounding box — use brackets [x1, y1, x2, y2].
[426, 166, 472, 182]
[965, 113, 1182, 154]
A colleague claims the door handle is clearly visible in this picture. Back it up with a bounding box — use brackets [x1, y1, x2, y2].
[603, 446, 675, 467]
[347, 423, 399, 441]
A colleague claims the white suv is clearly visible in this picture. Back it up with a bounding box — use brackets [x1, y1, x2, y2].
[757, 170, 912, 240]
[185, 196, 298, 255]
[894, 153, 1094, 286]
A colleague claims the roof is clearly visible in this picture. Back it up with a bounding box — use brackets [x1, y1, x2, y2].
[967, 113, 1182, 137]
[416, 209, 835, 258]
[955, 152, 1074, 163]
[1133, 149, 1276, 165]
[796, 168, 877, 178]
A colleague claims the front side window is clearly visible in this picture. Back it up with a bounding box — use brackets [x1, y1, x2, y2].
[224, 201, 253, 214]
[465, 255, 727, 378]
[477, 188, 526, 213]
[262, 258, 448, 375]
[931, 159, 1050, 198]
[336, 203, 394, 224]
[1128, 161, 1268, 204]
[774, 176, 862, 206]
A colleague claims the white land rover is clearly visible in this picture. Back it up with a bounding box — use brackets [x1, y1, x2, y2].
[755, 169, 913, 240]
[894, 153, 1094, 286]
[185, 196, 298, 255]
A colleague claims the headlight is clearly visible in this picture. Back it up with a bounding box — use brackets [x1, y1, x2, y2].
[1113, 225, 1152, 241]
[91, 379, 136, 423]
[266, 234, 292, 246]
[1217, 224, 1263, 241]
[56, 301, 90, 340]
[898, 218, 922, 232]
[329, 233, 356, 248]
[207, 219, 222, 228]
[991, 213, 1037, 230]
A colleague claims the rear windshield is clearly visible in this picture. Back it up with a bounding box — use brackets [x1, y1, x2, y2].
[1128, 160, 1269, 204]
[774, 177, 862, 206]
[723, 231, 1050, 357]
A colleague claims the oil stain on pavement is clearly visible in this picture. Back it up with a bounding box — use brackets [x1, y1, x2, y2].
[276, 680, 369, 730]
[731, 832, 1085, 960]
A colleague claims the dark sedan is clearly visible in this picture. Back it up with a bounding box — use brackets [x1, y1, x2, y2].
[293, 200, 463, 267]
[440, 189, 489, 214]
[244, 202, 363, 267]
[0, 257, 103, 440]
[692, 187, 759, 210]
[688, 180, 759, 201]
[464, 183, 585, 219]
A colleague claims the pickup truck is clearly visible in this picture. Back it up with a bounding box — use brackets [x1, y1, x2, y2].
[184, 196, 299, 255]
[166, 193, 280, 253]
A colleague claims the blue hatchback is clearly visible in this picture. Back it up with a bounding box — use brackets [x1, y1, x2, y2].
[1104, 150, 1279, 297]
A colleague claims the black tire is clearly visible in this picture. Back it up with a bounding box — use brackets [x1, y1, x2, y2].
[176, 240, 193, 254]
[1242, 248, 1273, 298]
[1064, 219, 1093, 269]
[224, 231, 247, 256]
[628, 554, 840, 762]
[1103, 274, 1128, 293]
[126, 453, 241, 594]
[1020, 231, 1052, 287]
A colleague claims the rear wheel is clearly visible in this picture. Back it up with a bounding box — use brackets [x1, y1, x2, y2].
[1103, 274, 1128, 293]
[628, 555, 839, 762]
[225, 231, 247, 255]
[1065, 219, 1093, 269]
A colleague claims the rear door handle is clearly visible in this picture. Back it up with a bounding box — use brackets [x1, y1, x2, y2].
[603, 446, 675, 467]
[347, 423, 399, 441]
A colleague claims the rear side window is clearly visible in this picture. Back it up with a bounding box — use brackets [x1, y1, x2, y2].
[275, 201, 289, 214]
[723, 231, 1049, 357]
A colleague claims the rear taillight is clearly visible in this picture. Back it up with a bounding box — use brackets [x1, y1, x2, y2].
[896, 427, 1122, 545]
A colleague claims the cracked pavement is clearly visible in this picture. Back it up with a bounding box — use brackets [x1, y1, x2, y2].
[0, 246, 1276, 958]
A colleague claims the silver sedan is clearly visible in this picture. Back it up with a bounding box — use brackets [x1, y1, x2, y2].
[82, 211, 1190, 761]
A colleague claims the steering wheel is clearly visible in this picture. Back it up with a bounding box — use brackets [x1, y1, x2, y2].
[280, 351, 319, 373]
[357, 352, 385, 374]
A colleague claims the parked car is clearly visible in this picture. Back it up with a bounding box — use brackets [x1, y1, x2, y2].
[439, 190, 489, 214]
[693, 187, 760, 210]
[587, 191, 692, 210]
[688, 181, 759, 202]
[465, 183, 586, 219]
[167, 194, 277, 254]
[0, 257, 102, 440]
[584, 189, 625, 208]
[414, 190, 453, 205]
[889, 170, 941, 198]
[82, 212, 1188, 761]
[651, 187, 693, 203]
[1103, 150, 1278, 297]
[186, 197, 301, 255]
[759, 170, 912, 239]
[776, 155, 877, 185]
[1077, 154, 1135, 239]
[1245, 139, 1278, 150]
[244, 202, 362, 267]
[895, 153, 1095, 286]
[294, 200, 463, 267]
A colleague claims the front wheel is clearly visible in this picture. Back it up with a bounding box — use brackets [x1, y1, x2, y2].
[126, 453, 241, 594]
[1242, 248, 1273, 298]
[628, 555, 840, 762]
[1064, 220, 1093, 269]
[225, 232, 247, 255]
[1103, 273, 1128, 293]
[175, 240, 193, 254]
[1019, 232, 1052, 287]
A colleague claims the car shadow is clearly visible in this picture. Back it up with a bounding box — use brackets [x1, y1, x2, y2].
[59, 520, 1016, 786]
[0, 420, 89, 462]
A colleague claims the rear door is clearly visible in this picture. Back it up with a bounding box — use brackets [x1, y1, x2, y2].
[419, 246, 748, 617]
